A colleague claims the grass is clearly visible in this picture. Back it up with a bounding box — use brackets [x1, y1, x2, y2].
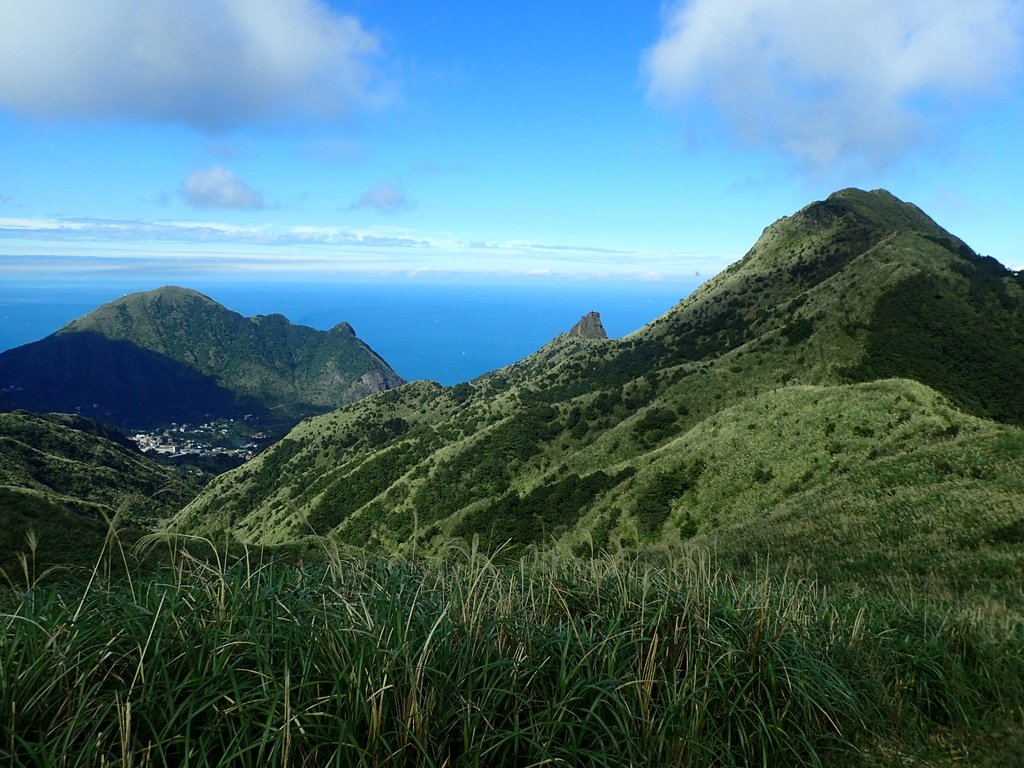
[2, 535, 1022, 767]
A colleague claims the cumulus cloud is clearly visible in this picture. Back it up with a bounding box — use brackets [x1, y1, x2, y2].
[0, 0, 388, 130]
[181, 166, 264, 210]
[347, 182, 411, 213]
[644, 0, 1024, 171]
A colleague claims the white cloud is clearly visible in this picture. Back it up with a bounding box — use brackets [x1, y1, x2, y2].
[0, 0, 388, 130]
[347, 182, 411, 213]
[181, 166, 264, 210]
[644, 0, 1024, 171]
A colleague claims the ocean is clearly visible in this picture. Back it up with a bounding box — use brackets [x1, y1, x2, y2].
[0, 277, 700, 385]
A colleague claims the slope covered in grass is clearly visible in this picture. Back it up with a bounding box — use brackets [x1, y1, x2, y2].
[0, 286, 405, 429]
[0, 410, 199, 576]
[170, 189, 1024, 580]
[2, 546, 1021, 767]
[6, 188, 1024, 767]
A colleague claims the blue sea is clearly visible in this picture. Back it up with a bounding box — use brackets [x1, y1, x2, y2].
[0, 277, 700, 385]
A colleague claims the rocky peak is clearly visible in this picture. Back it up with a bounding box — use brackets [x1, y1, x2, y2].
[567, 311, 607, 340]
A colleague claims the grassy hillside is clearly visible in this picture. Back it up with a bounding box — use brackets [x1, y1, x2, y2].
[0, 286, 405, 429]
[0, 410, 199, 576]
[3, 545, 1021, 767]
[61, 286, 405, 408]
[170, 190, 1024, 585]
[609, 380, 1024, 603]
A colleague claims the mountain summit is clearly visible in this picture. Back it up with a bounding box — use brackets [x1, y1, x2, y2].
[171, 189, 1024, 557]
[629, 187, 1024, 422]
[0, 286, 404, 429]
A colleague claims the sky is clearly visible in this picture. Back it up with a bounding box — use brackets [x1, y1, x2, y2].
[1, 0, 1023, 286]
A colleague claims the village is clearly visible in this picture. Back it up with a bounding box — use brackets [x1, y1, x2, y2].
[130, 417, 271, 462]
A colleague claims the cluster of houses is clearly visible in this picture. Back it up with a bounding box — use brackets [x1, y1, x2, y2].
[130, 420, 268, 461]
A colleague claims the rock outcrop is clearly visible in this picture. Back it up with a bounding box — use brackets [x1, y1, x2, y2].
[567, 311, 607, 339]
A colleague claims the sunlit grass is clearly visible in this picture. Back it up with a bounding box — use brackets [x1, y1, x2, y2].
[2, 535, 1021, 767]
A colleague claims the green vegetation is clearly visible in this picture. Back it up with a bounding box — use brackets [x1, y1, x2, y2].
[172, 190, 1024, 557]
[0, 286, 404, 430]
[852, 265, 1024, 423]
[307, 441, 425, 535]
[454, 467, 634, 551]
[62, 286, 405, 411]
[699, 421, 1024, 607]
[0, 332, 256, 429]
[633, 458, 705, 535]
[4, 189, 1023, 764]
[0, 411, 200, 575]
[2, 539, 1021, 767]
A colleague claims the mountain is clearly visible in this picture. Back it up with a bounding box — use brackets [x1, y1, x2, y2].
[0, 286, 404, 429]
[0, 410, 200, 575]
[169, 189, 1024, 590]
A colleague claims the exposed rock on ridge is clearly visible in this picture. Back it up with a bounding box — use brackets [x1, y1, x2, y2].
[567, 312, 607, 339]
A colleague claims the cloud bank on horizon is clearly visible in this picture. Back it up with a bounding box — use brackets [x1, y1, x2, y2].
[0, 0, 389, 130]
[0, 215, 709, 281]
[645, 0, 1024, 172]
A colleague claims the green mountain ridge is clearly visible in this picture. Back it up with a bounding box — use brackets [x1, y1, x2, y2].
[170, 188, 1024, 589]
[62, 285, 406, 411]
[0, 286, 405, 429]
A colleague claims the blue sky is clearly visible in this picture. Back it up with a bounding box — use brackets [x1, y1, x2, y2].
[1, 0, 1022, 285]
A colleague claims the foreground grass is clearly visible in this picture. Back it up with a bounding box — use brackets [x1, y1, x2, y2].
[1, 540, 1022, 767]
